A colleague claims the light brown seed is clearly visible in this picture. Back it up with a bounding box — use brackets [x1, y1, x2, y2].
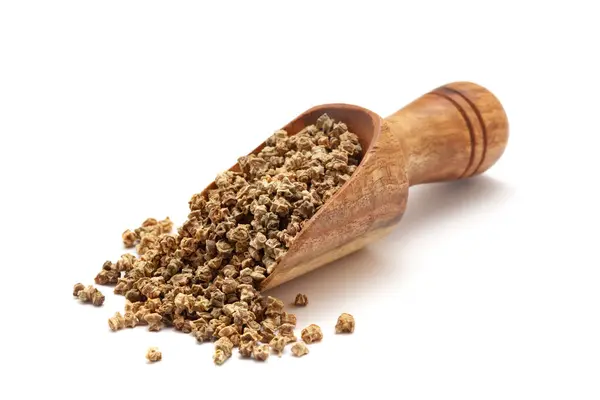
[269, 335, 288, 357]
[291, 341, 309, 357]
[123, 312, 138, 328]
[146, 347, 162, 362]
[278, 323, 295, 337]
[294, 293, 308, 306]
[301, 324, 323, 344]
[73, 283, 85, 297]
[252, 344, 270, 361]
[122, 229, 138, 248]
[74, 284, 104, 306]
[213, 350, 229, 366]
[239, 340, 254, 358]
[78, 290, 90, 302]
[91, 291, 105, 307]
[144, 313, 163, 332]
[213, 337, 234, 365]
[108, 312, 125, 331]
[281, 312, 297, 326]
[335, 313, 355, 333]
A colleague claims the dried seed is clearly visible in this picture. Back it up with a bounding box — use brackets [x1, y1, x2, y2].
[229, 333, 241, 347]
[335, 313, 355, 333]
[252, 344, 270, 361]
[266, 296, 285, 314]
[144, 313, 163, 332]
[218, 325, 238, 338]
[291, 341, 309, 357]
[278, 323, 296, 340]
[281, 312, 297, 326]
[294, 293, 308, 306]
[91, 291, 105, 306]
[75, 284, 104, 307]
[213, 337, 234, 365]
[269, 335, 288, 357]
[123, 312, 138, 328]
[301, 324, 323, 344]
[73, 283, 85, 297]
[146, 347, 162, 362]
[122, 230, 138, 248]
[239, 340, 255, 358]
[108, 312, 125, 331]
[213, 350, 229, 365]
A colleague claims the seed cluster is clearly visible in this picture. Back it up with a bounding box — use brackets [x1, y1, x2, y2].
[74, 283, 105, 306]
[74, 114, 361, 364]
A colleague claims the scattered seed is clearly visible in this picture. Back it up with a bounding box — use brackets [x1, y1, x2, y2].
[146, 347, 162, 362]
[291, 341, 309, 357]
[74, 284, 104, 307]
[213, 337, 234, 365]
[294, 293, 308, 306]
[301, 324, 323, 344]
[335, 313, 355, 333]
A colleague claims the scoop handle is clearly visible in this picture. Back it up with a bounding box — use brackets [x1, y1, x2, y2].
[384, 81, 509, 186]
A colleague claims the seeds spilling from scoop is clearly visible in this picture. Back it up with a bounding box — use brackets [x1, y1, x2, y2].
[74, 114, 362, 364]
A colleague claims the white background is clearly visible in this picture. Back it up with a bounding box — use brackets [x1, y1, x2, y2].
[1, 1, 599, 399]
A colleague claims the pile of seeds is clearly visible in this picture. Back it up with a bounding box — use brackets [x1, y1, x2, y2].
[75, 113, 362, 364]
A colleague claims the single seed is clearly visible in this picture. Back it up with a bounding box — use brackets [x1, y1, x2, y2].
[291, 341, 309, 357]
[269, 335, 288, 357]
[146, 347, 162, 362]
[252, 344, 270, 361]
[123, 312, 138, 328]
[294, 293, 308, 306]
[91, 291, 105, 306]
[281, 312, 297, 326]
[73, 283, 85, 297]
[144, 313, 163, 332]
[335, 313, 355, 333]
[108, 312, 125, 331]
[122, 229, 138, 248]
[213, 337, 234, 365]
[301, 324, 323, 344]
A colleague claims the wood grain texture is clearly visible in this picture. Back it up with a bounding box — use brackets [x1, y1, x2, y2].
[261, 106, 409, 290]
[385, 81, 509, 185]
[200, 82, 509, 291]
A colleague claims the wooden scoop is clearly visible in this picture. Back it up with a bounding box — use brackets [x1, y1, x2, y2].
[207, 81, 509, 291]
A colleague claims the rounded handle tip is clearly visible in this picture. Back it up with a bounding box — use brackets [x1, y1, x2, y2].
[430, 81, 509, 178]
